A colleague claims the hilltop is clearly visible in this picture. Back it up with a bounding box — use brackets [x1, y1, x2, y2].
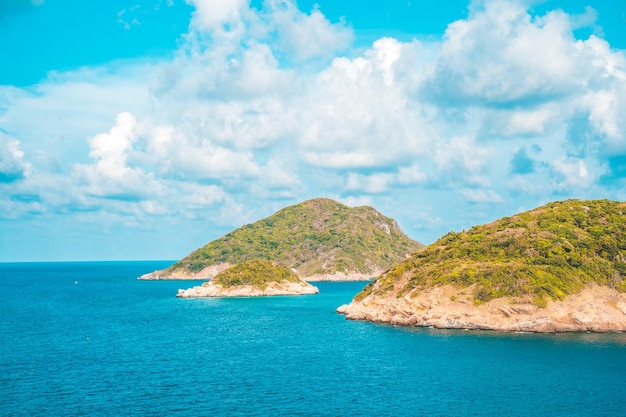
[338, 199, 626, 332]
[177, 259, 319, 297]
[141, 198, 422, 281]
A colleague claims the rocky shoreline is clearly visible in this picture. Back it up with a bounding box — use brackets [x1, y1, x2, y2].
[337, 284, 626, 333]
[138, 263, 232, 280]
[304, 271, 377, 282]
[140, 264, 375, 282]
[177, 280, 319, 298]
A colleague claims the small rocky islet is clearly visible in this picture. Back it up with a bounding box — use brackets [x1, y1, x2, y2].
[177, 259, 319, 298]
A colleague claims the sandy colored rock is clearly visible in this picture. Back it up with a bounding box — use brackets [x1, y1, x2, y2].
[337, 284, 626, 333]
[141, 264, 379, 281]
[305, 271, 380, 282]
[138, 263, 231, 280]
[177, 280, 319, 298]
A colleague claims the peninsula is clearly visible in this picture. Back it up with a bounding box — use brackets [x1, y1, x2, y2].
[338, 199, 626, 333]
[177, 259, 319, 297]
[141, 198, 422, 281]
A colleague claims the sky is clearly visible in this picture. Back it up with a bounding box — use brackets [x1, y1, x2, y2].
[1, 0, 625, 262]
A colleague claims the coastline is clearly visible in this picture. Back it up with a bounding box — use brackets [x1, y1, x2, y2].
[337, 284, 626, 333]
[177, 280, 320, 298]
[138, 263, 232, 280]
[140, 264, 376, 282]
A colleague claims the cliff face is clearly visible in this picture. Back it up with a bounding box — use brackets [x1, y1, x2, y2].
[177, 259, 319, 298]
[338, 284, 626, 333]
[141, 198, 422, 280]
[338, 199, 626, 333]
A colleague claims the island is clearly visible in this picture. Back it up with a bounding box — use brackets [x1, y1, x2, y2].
[177, 259, 319, 298]
[338, 199, 626, 333]
[141, 198, 422, 281]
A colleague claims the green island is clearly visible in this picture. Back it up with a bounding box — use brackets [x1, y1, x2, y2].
[142, 198, 422, 280]
[213, 259, 300, 289]
[339, 199, 626, 332]
[176, 259, 319, 298]
[359, 199, 626, 305]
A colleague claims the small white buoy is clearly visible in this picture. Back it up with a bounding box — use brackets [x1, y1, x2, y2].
[75, 281, 78, 284]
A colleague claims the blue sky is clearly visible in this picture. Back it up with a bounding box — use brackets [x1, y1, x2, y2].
[1, 0, 625, 262]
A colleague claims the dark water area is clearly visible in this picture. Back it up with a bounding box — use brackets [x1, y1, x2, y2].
[1, 261, 625, 416]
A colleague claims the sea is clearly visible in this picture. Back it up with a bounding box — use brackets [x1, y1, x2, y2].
[1, 261, 626, 417]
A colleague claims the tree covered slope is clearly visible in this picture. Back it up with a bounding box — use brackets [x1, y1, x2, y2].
[149, 198, 422, 279]
[213, 259, 302, 288]
[355, 199, 626, 306]
[176, 259, 320, 297]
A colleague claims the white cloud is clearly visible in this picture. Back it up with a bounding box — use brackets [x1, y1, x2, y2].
[428, 1, 579, 105]
[344, 164, 427, 194]
[140, 121, 261, 179]
[171, 182, 228, 214]
[0, 134, 31, 182]
[187, 0, 248, 34]
[338, 195, 373, 208]
[297, 37, 434, 168]
[461, 188, 503, 203]
[583, 89, 622, 143]
[303, 152, 379, 169]
[432, 136, 491, 187]
[73, 112, 163, 200]
[270, 2, 353, 61]
[551, 157, 596, 190]
[397, 164, 427, 185]
[2, 0, 626, 259]
[346, 172, 395, 194]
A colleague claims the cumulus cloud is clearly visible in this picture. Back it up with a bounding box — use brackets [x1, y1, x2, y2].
[142, 122, 262, 180]
[73, 112, 162, 200]
[2, 0, 626, 253]
[551, 157, 599, 190]
[297, 37, 434, 169]
[461, 188, 503, 203]
[270, 2, 353, 61]
[426, 1, 582, 106]
[187, 0, 248, 34]
[431, 136, 491, 187]
[344, 164, 427, 194]
[345, 172, 395, 194]
[0, 134, 31, 182]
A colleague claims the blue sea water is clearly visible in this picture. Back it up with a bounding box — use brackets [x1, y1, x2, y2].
[1, 261, 626, 416]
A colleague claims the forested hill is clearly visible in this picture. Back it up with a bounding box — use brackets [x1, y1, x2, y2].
[355, 199, 626, 306]
[156, 198, 422, 279]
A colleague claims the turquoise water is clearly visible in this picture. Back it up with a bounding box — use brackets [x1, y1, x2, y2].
[1, 261, 626, 416]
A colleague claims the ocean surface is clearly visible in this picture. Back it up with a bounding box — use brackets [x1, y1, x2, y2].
[1, 261, 626, 416]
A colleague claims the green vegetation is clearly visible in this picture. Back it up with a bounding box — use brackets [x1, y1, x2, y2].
[213, 259, 301, 290]
[359, 199, 626, 306]
[166, 198, 422, 277]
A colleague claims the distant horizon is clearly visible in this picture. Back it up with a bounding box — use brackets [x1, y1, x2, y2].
[1, 0, 625, 262]
[0, 259, 178, 264]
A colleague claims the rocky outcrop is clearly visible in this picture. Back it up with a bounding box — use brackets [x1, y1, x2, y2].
[304, 271, 379, 282]
[144, 267, 377, 282]
[139, 263, 231, 280]
[177, 280, 319, 298]
[337, 284, 626, 333]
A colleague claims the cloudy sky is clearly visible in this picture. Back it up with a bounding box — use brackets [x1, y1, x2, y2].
[1, 0, 625, 262]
